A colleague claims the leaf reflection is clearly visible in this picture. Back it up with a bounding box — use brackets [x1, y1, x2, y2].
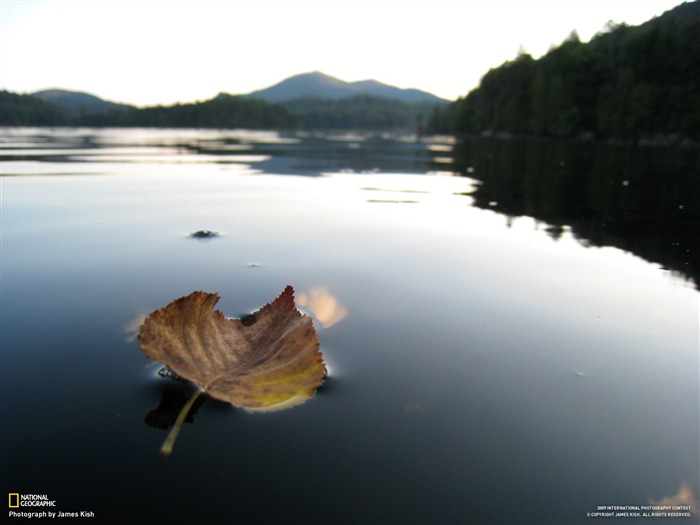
[145, 385, 207, 431]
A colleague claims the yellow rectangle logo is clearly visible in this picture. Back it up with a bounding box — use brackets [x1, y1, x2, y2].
[8, 493, 20, 508]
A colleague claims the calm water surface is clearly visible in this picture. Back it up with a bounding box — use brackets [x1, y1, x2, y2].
[1, 128, 698, 524]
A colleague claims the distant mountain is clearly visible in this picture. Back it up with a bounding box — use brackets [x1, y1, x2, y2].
[350, 79, 445, 104]
[4, 72, 447, 131]
[244, 71, 449, 104]
[32, 89, 134, 114]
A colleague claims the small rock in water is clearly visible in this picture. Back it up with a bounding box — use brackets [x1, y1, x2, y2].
[190, 230, 219, 239]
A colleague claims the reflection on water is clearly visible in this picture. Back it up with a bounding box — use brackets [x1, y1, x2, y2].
[1, 128, 697, 524]
[297, 285, 349, 328]
[0, 127, 443, 176]
[145, 384, 207, 430]
[650, 482, 699, 516]
[451, 138, 699, 289]
[2, 128, 694, 290]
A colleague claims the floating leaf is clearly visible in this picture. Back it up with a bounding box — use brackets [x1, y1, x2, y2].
[138, 285, 326, 454]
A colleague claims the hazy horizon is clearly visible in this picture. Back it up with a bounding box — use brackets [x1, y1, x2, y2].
[0, 0, 686, 106]
[13, 70, 451, 107]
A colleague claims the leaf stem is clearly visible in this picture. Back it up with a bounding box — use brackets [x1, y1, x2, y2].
[160, 388, 204, 456]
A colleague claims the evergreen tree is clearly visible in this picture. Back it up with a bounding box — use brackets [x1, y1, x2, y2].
[435, 1, 700, 141]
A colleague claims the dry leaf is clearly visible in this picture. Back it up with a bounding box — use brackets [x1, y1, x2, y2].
[137, 285, 326, 454]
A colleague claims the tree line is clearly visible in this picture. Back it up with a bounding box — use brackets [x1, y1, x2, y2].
[281, 95, 436, 130]
[0, 91, 298, 130]
[429, 1, 700, 142]
[0, 90, 440, 131]
[1, 91, 73, 126]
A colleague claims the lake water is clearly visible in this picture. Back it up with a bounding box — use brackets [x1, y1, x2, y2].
[1, 128, 698, 524]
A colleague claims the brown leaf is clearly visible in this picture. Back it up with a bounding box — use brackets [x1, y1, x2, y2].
[138, 285, 326, 412]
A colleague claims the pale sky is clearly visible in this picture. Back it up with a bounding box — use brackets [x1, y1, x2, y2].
[0, 0, 686, 105]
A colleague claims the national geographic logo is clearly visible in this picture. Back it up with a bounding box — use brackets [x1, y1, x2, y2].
[8, 493, 95, 519]
[8, 493, 56, 507]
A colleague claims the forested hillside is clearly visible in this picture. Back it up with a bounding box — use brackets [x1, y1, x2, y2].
[431, 1, 700, 142]
[0, 89, 441, 131]
[0, 91, 72, 126]
[84, 94, 298, 129]
[280, 95, 435, 130]
[0, 91, 298, 130]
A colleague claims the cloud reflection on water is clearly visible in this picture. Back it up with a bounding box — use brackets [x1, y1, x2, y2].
[297, 285, 348, 328]
[649, 482, 699, 518]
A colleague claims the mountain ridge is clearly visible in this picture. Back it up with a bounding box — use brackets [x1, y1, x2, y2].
[243, 71, 449, 104]
[27, 72, 448, 113]
[32, 88, 134, 114]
